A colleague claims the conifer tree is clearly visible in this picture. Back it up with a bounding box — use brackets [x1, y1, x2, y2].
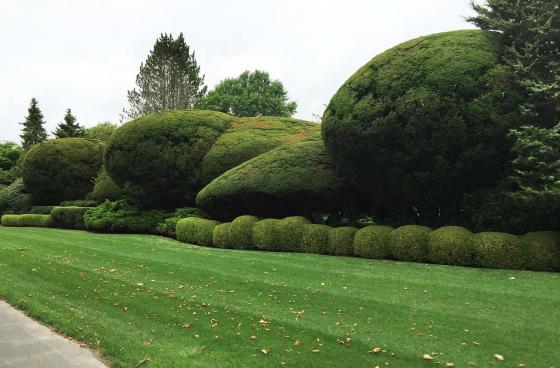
[53, 109, 85, 138]
[20, 98, 48, 149]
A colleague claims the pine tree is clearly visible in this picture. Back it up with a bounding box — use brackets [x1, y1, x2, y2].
[53, 109, 85, 138]
[123, 33, 207, 120]
[20, 98, 48, 149]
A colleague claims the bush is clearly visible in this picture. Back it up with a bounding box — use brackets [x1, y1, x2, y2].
[22, 138, 104, 205]
[322, 30, 523, 224]
[60, 199, 97, 207]
[275, 216, 311, 252]
[51, 206, 93, 229]
[253, 219, 281, 250]
[389, 225, 432, 262]
[0, 179, 32, 214]
[1, 214, 53, 227]
[327, 227, 358, 256]
[92, 169, 124, 204]
[213, 222, 231, 248]
[353, 225, 393, 259]
[156, 207, 206, 237]
[30, 206, 56, 215]
[522, 231, 560, 271]
[474, 232, 526, 270]
[176, 217, 220, 246]
[427, 226, 475, 266]
[197, 137, 366, 220]
[301, 224, 332, 254]
[226, 215, 259, 249]
[83, 200, 169, 234]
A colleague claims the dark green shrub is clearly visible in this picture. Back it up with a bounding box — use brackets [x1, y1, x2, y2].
[22, 138, 104, 204]
[276, 216, 311, 252]
[105, 110, 233, 208]
[301, 224, 332, 254]
[0, 179, 33, 214]
[30, 206, 56, 214]
[92, 169, 124, 204]
[253, 219, 281, 250]
[322, 30, 523, 224]
[474, 232, 526, 270]
[51, 206, 93, 229]
[353, 225, 393, 259]
[427, 226, 475, 266]
[83, 200, 170, 234]
[226, 215, 259, 249]
[1, 214, 53, 227]
[60, 199, 97, 207]
[213, 222, 231, 248]
[197, 137, 366, 220]
[176, 217, 220, 246]
[389, 225, 432, 262]
[522, 231, 560, 271]
[327, 227, 358, 256]
[156, 207, 206, 237]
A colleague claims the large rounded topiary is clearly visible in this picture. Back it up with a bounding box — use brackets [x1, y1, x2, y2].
[474, 232, 525, 270]
[389, 225, 432, 262]
[196, 137, 365, 220]
[353, 225, 393, 259]
[22, 138, 104, 204]
[322, 30, 522, 222]
[427, 226, 475, 266]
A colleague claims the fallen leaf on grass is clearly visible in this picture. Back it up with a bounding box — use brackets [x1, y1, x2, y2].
[494, 354, 504, 361]
[423, 354, 434, 360]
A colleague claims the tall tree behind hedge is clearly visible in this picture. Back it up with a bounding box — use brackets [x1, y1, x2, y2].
[124, 33, 207, 120]
[53, 109, 85, 138]
[197, 70, 297, 117]
[468, 0, 560, 127]
[20, 98, 47, 149]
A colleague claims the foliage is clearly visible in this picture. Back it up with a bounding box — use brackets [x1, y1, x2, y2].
[212, 222, 231, 248]
[175, 217, 220, 246]
[105, 110, 233, 208]
[276, 216, 311, 252]
[124, 33, 207, 120]
[322, 30, 523, 225]
[1, 214, 52, 227]
[389, 225, 431, 262]
[427, 226, 475, 266]
[0, 179, 32, 214]
[353, 225, 393, 259]
[468, 0, 560, 127]
[197, 70, 297, 117]
[20, 98, 47, 149]
[51, 206, 93, 229]
[474, 232, 525, 269]
[300, 224, 331, 254]
[156, 207, 206, 237]
[327, 227, 358, 256]
[92, 169, 124, 204]
[53, 109, 85, 138]
[522, 231, 560, 271]
[30, 205, 56, 214]
[60, 199, 97, 207]
[83, 200, 169, 234]
[0, 142, 23, 171]
[84, 122, 118, 142]
[22, 138, 104, 204]
[197, 137, 366, 220]
[227, 215, 259, 250]
[252, 218, 281, 250]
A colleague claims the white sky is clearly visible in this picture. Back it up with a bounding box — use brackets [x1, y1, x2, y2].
[0, 0, 476, 143]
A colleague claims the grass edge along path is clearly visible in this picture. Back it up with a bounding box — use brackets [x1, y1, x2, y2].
[0, 226, 558, 367]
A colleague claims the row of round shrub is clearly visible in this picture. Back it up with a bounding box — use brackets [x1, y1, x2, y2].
[175, 215, 560, 272]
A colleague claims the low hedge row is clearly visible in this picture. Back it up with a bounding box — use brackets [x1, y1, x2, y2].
[175, 216, 560, 272]
[51, 206, 94, 229]
[1, 214, 53, 227]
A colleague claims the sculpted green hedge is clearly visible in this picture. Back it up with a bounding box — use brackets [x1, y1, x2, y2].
[92, 169, 123, 203]
[321, 30, 523, 224]
[196, 137, 364, 220]
[22, 138, 104, 204]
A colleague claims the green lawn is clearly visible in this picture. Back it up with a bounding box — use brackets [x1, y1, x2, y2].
[0, 227, 558, 367]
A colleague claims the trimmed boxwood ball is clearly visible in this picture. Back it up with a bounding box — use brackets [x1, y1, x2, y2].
[253, 219, 281, 250]
[389, 225, 432, 262]
[92, 168, 124, 203]
[22, 138, 104, 205]
[428, 226, 475, 266]
[322, 30, 523, 222]
[227, 215, 259, 249]
[276, 216, 311, 252]
[327, 227, 358, 256]
[474, 232, 525, 270]
[213, 222, 231, 248]
[105, 110, 234, 208]
[197, 137, 365, 220]
[522, 231, 560, 272]
[353, 225, 393, 259]
[301, 224, 332, 254]
[1, 214, 53, 227]
[176, 217, 220, 247]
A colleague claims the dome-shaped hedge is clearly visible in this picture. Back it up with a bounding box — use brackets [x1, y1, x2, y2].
[196, 137, 366, 220]
[322, 30, 523, 222]
[22, 138, 104, 204]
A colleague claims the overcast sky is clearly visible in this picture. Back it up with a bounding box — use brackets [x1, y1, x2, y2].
[0, 0, 476, 143]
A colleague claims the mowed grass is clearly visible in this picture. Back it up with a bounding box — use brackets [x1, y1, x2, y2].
[0, 227, 558, 367]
